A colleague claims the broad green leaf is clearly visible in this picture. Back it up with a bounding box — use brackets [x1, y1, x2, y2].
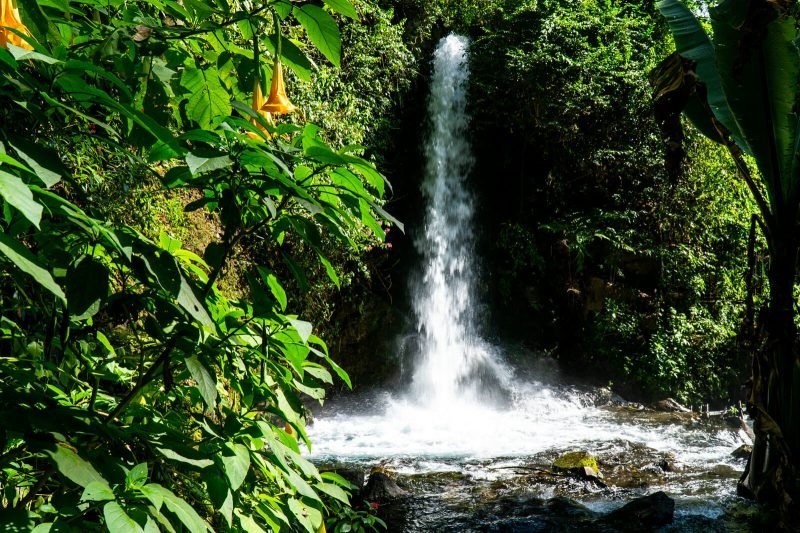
[96, 331, 116, 356]
[186, 152, 232, 176]
[126, 463, 148, 489]
[293, 5, 341, 67]
[141, 484, 209, 532]
[258, 267, 287, 311]
[318, 253, 339, 288]
[325, 355, 351, 389]
[273, 0, 292, 19]
[314, 482, 350, 504]
[143, 516, 160, 533]
[656, 0, 741, 145]
[156, 447, 214, 469]
[66, 256, 108, 320]
[287, 497, 320, 533]
[43, 442, 106, 488]
[0, 170, 42, 228]
[203, 470, 232, 527]
[237, 511, 268, 533]
[320, 471, 357, 489]
[81, 481, 115, 502]
[181, 67, 231, 128]
[264, 35, 313, 82]
[0, 153, 29, 173]
[322, 0, 358, 19]
[8, 139, 65, 188]
[221, 442, 250, 491]
[6, 43, 60, 63]
[0, 233, 65, 301]
[104, 502, 143, 533]
[185, 356, 218, 408]
[287, 318, 312, 344]
[158, 231, 182, 253]
[177, 269, 214, 329]
[710, 1, 800, 202]
[304, 365, 332, 384]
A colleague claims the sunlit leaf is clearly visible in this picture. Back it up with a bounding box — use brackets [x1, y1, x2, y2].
[293, 5, 341, 67]
[185, 356, 218, 408]
[0, 170, 42, 228]
[43, 442, 106, 488]
[104, 502, 143, 533]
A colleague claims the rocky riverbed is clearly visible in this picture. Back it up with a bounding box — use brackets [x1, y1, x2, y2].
[309, 387, 758, 531]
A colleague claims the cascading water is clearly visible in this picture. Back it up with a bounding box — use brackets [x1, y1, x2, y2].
[410, 34, 508, 406]
[306, 34, 752, 530]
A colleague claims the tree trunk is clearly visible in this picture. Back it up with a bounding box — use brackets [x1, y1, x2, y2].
[739, 225, 800, 528]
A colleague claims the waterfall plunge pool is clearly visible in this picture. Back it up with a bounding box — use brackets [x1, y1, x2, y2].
[307, 382, 755, 532]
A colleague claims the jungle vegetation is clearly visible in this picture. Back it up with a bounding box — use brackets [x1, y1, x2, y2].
[0, 0, 797, 530]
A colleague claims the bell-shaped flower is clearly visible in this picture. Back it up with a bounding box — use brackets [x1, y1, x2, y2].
[260, 59, 296, 115]
[0, 0, 33, 50]
[247, 77, 272, 139]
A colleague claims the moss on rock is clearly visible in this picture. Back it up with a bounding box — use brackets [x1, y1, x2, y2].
[553, 451, 600, 477]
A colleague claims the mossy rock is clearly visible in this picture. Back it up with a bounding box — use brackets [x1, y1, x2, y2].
[553, 451, 601, 478]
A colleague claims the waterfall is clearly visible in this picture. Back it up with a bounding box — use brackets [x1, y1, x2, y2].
[307, 40, 751, 514]
[410, 35, 508, 406]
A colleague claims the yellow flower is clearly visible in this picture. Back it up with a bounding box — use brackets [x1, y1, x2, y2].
[0, 0, 33, 50]
[247, 76, 272, 139]
[260, 59, 296, 115]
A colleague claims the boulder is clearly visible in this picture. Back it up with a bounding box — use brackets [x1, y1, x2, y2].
[658, 453, 678, 472]
[653, 398, 691, 413]
[732, 444, 753, 460]
[553, 451, 602, 479]
[598, 491, 675, 529]
[362, 471, 407, 501]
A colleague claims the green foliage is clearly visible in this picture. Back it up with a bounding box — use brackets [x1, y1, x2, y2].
[472, 0, 756, 403]
[654, 0, 800, 510]
[0, 0, 390, 531]
[292, 0, 415, 154]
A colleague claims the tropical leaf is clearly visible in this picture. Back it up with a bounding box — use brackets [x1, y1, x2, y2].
[43, 443, 106, 488]
[103, 502, 143, 533]
[0, 232, 65, 301]
[185, 356, 218, 408]
[322, 0, 358, 20]
[655, 0, 743, 147]
[709, 0, 800, 204]
[181, 67, 231, 128]
[293, 5, 341, 67]
[0, 171, 42, 228]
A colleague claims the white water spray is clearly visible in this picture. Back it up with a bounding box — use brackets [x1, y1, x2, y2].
[410, 34, 508, 406]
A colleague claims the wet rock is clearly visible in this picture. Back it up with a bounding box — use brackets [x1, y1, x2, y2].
[597, 491, 674, 529]
[658, 453, 678, 472]
[553, 451, 601, 479]
[595, 441, 669, 487]
[582, 387, 627, 407]
[545, 496, 597, 520]
[653, 398, 691, 413]
[362, 471, 408, 501]
[731, 444, 752, 460]
[709, 464, 739, 477]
